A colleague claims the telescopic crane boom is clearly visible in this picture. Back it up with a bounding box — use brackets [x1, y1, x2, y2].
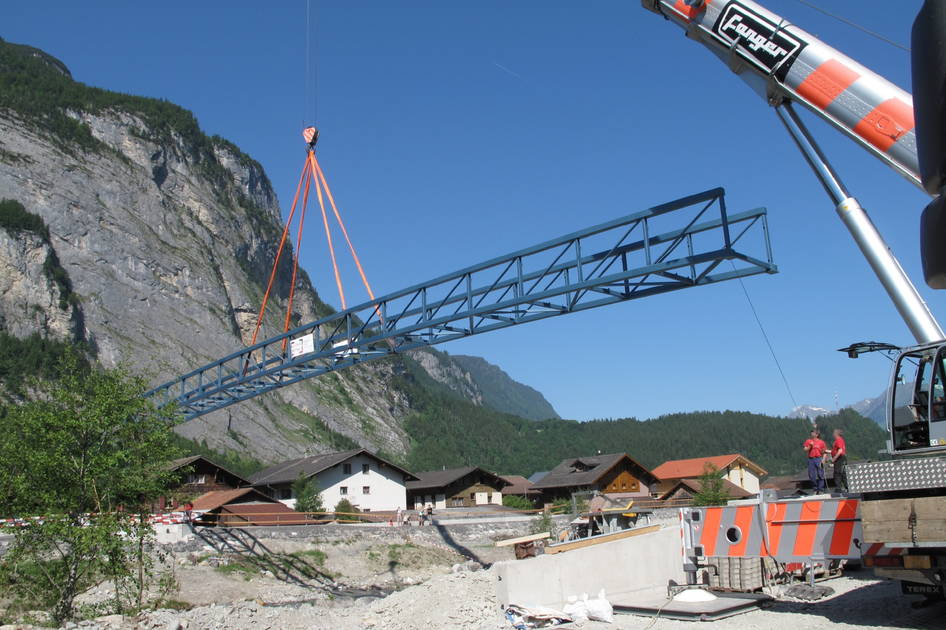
[643, 0, 944, 345]
[642, 0, 920, 188]
[647, 0, 946, 600]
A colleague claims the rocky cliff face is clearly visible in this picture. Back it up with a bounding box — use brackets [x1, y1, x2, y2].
[0, 40, 560, 466]
[0, 104, 412, 462]
[0, 224, 79, 341]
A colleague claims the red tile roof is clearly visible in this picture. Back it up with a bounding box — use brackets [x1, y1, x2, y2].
[651, 454, 766, 480]
[217, 502, 314, 526]
[190, 488, 276, 512]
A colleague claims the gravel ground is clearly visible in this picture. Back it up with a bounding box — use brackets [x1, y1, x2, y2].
[4, 530, 944, 630]
[38, 565, 944, 630]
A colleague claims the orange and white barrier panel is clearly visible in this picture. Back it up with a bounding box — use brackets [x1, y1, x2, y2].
[682, 497, 862, 562]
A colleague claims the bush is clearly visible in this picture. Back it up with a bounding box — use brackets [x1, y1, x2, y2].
[530, 510, 555, 538]
[502, 495, 534, 510]
[334, 499, 360, 522]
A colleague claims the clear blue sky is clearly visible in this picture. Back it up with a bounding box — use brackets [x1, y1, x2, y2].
[5, 1, 940, 421]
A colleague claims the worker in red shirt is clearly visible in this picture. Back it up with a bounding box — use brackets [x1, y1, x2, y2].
[831, 428, 847, 492]
[803, 428, 828, 494]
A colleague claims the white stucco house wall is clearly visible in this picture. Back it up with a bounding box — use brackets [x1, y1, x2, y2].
[250, 448, 417, 512]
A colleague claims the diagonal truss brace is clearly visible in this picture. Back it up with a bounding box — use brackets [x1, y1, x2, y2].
[147, 187, 777, 420]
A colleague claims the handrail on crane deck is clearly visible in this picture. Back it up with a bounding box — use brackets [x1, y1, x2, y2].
[146, 187, 777, 420]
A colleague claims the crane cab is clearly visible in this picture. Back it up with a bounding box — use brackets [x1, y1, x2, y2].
[889, 342, 946, 455]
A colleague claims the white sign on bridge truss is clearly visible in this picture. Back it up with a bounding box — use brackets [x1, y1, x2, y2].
[289, 333, 315, 358]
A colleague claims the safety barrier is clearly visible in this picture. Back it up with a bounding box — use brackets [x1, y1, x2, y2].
[682, 496, 862, 562]
[1, 505, 572, 531]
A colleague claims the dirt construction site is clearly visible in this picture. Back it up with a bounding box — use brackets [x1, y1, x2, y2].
[3, 513, 943, 630]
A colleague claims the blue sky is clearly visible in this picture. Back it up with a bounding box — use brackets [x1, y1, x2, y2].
[5, 1, 939, 421]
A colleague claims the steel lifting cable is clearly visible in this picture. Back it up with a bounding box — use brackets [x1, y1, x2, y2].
[311, 155, 378, 304]
[281, 159, 315, 350]
[248, 158, 311, 350]
[247, 0, 382, 358]
[310, 150, 348, 310]
[249, 138, 382, 359]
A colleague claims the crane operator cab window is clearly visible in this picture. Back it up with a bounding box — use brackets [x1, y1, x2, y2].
[890, 346, 946, 452]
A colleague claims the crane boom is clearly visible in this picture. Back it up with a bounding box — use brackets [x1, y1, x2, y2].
[644, 0, 944, 345]
[647, 1, 946, 601]
[642, 0, 924, 193]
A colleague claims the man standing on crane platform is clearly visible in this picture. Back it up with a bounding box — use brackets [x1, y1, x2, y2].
[831, 428, 848, 492]
[803, 429, 828, 494]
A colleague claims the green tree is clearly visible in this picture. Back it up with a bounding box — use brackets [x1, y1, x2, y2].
[692, 464, 730, 506]
[292, 474, 324, 514]
[0, 356, 180, 623]
[334, 499, 360, 522]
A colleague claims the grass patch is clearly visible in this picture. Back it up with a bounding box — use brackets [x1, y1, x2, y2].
[289, 548, 327, 566]
[214, 559, 261, 581]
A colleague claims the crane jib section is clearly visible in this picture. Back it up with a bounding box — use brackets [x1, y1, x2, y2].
[643, 0, 922, 191]
[146, 188, 776, 420]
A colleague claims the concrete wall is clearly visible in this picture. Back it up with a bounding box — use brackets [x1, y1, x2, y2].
[495, 526, 685, 609]
[164, 515, 576, 555]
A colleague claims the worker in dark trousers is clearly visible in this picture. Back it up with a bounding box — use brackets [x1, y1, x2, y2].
[831, 428, 848, 492]
[803, 428, 828, 494]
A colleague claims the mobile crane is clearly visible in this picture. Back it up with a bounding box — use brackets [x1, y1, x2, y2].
[644, 0, 946, 600]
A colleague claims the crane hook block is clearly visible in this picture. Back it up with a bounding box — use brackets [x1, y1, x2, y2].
[303, 126, 319, 148]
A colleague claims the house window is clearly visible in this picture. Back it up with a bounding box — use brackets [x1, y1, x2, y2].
[278, 488, 292, 500]
[470, 493, 475, 501]
[363, 486, 370, 495]
[452, 497, 464, 507]
[185, 474, 206, 485]
[340, 486, 348, 495]
[343, 463, 352, 474]
[362, 463, 370, 475]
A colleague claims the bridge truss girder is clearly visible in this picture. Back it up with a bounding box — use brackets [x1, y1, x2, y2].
[147, 187, 776, 420]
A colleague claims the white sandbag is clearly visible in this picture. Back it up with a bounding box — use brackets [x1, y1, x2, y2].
[584, 589, 614, 623]
[562, 595, 589, 622]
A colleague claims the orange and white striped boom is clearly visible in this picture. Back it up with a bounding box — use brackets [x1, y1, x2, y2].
[643, 0, 923, 192]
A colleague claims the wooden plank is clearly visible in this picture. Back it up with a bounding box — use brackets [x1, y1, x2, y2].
[861, 496, 946, 544]
[545, 525, 660, 554]
[494, 532, 550, 547]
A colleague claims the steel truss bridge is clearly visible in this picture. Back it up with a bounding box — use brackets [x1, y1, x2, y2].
[147, 188, 777, 420]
